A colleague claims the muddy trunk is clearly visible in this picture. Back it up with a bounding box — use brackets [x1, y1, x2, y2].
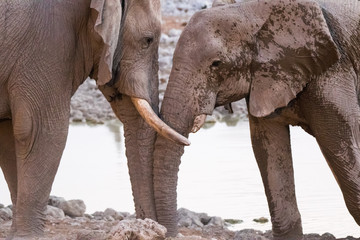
[153, 76, 193, 236]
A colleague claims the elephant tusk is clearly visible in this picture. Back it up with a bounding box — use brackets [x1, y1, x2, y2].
[131, 97, 191, 146]
[191, 114, 207, 133]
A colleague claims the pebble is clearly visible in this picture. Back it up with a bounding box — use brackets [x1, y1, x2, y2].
[0, 207, 12, 221]
[60, 199, 86, 218]
[45, 205, 65, 219]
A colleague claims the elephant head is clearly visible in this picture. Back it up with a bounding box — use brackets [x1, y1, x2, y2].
[88, 0, 188, 220]
[153, 0, 340, 236]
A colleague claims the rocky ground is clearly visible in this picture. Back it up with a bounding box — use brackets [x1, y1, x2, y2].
[1, 197, 357, 240]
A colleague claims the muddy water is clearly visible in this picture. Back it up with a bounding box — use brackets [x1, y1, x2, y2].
[0, 120, 359, 238]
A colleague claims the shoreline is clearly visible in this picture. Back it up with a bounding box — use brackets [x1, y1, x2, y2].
[0, 197, 358, 240]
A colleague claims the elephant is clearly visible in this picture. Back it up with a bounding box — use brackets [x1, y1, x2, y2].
[0, 0, 187, 238]
[153, 0, 360, 238]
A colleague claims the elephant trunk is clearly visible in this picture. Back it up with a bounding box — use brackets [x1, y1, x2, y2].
[153, 75, 194, 237]
[110, 96, 157, 220]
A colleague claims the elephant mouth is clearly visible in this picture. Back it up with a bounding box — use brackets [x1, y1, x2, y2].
[131, 97, 191, 146]
[191, 114, 207, 133]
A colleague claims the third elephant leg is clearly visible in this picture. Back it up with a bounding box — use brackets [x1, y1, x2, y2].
[301, 68, 360, 225]
[0, 120, 18, 235]
[249, 115, 303, 240]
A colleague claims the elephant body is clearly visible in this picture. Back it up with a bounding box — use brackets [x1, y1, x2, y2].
[0, 0, 166, 238]
[153, 0, 360, 239]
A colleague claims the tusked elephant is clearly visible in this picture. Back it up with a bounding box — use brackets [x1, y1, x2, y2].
[153, 0, 360, 238]
[0, 0, 187, 239]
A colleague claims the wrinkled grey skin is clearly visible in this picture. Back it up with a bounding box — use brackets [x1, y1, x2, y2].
[0, 0, 161, 238]
[153, 0, 360, 238]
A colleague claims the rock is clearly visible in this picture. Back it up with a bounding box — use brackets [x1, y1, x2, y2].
[303, 233, 336, 240]
[234, 229, 269, 240]
[177, 208, 224, 228]
[208, 216, 224, 227]
[168, 28, 182, 38]
[224, 219, 243, 225]
[319, 233, 336, 240]
[177, 208, 206, 228]
[60, 199, 86, 218]
[48, 196, 67, 208]
[120, 212, 132, 218]
[212, 0, 236, 7]
[92, 211, 104, 218]
[162, 0, 213, 16]
[0, 207, 12, 221]
[104, 208, 125, 221]
[253, 217, 269, 224]
[70, 109, 84, 122]
[49, 196, 86, 218]
[45, 205, 65, 219]
[109, 218, 166, 240]
[92, 209, 130, 221]
[70, 78, 115, 123]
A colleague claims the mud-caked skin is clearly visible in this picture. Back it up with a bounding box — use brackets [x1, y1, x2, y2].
[0, 0, 162, 239]
[153, 0, 360, 238]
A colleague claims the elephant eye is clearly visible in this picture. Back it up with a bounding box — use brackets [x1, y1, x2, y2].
[142, 36, 154, 49]
[211, 60, 222, 67]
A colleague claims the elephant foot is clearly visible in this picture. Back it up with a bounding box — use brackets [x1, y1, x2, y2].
[273, 219, 303, 240]
[166, 230, 178, 238]
[7, 218, 45, 240]
[6, 231, 45, 240]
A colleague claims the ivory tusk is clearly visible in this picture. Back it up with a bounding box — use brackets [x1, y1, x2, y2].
[131, 97, 191, 146]
[191, 114, 207, 133]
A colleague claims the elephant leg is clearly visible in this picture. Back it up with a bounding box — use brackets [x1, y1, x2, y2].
[299, 67, 360, 226]
[249, 115, 302, 240]
[301, 95, 360, 225]
[109, 96, 157, 220]
[0, 120, 18, 235]
[314, 120, 360, 224]
[9, 92, 69, 237]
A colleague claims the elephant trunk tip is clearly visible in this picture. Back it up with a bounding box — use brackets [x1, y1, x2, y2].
[191, 114, 207, 133]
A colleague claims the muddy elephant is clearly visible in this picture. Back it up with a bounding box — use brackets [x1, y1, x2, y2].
[0, 0, 187, 238]
[153, 0, 360, 238]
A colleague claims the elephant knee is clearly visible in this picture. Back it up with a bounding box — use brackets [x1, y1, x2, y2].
[12, 107, 36, 158]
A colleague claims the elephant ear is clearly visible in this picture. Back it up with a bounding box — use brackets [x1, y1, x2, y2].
[90, 0, 122, 86]
[249, 0, 340, 117]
